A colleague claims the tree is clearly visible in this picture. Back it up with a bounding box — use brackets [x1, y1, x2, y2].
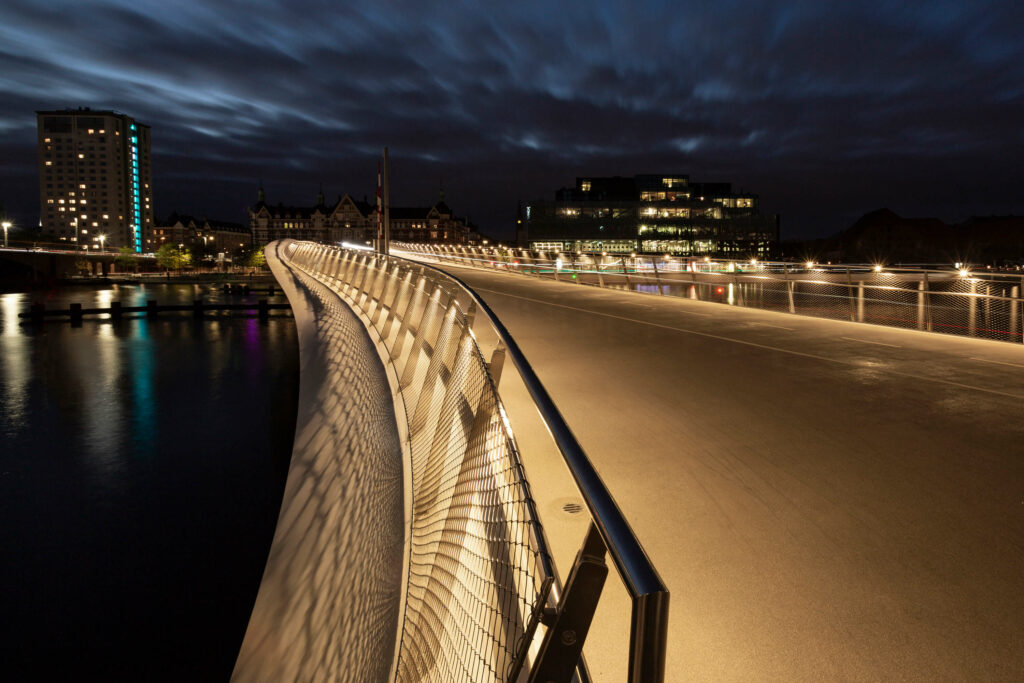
[155, 243, 192, 271]
[115, 246, 137, 272]
[246, 246, 266, 269]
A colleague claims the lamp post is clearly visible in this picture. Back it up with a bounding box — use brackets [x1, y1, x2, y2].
[1, 220, 10, 248]
[98, 234, 106, 251]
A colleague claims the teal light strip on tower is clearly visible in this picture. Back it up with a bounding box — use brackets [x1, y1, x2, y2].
[129, 123, 141, 252]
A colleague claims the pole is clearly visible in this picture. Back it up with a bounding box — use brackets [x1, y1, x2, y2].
[383, 146, 391, 256]
[376, 160, 383, 254]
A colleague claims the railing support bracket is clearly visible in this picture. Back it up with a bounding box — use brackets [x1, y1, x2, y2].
[528, 523, 608, 683]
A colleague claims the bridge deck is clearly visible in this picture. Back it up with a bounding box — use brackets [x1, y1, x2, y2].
[433, 263, 1024, 680]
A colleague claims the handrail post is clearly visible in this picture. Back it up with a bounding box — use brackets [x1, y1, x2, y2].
[1012, 285, 1020, 342]
[629, 590, 670, 682]
[846, 267, 855, 321]
[487, 340, 507, 387]
[923, 271, 932, 331]
[969, 280, 977, 337]
[917, 278, 925, 330]
[651, 256, 664, 295]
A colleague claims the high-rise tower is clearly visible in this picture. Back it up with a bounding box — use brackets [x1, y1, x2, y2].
[36, 108, 154, 252]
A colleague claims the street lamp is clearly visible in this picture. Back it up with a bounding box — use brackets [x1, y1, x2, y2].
[1, 220, 10, 248]
[98, 234, 106, 251]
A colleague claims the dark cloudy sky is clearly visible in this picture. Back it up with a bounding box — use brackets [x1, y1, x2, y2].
[1, 0, 1023, 240]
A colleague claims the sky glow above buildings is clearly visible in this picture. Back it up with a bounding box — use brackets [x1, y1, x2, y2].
[1, 0, 1023, 238]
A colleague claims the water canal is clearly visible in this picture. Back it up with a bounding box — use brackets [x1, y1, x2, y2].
[0, 282, 298, 681]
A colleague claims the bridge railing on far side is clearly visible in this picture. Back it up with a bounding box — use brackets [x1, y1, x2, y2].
[282, 241, 669, 682]
[398, 243, 1024, 345]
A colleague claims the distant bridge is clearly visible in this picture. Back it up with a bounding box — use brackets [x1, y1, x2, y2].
[0, 245, 151, 283]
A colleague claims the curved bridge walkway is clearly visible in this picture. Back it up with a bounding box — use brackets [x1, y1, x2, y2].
[426, 260, 1024, 680]
[234, 242, 405, 681]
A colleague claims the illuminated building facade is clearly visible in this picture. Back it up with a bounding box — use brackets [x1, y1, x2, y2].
[249, 186, 472, 246]
[522, 175, 778, 256]
[37, 108, 154, 252]
[153, 213, 251, 254]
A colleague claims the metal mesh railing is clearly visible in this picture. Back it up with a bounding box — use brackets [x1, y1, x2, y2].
[279, 241, 554, 683]
[397, 243, 1024, 344]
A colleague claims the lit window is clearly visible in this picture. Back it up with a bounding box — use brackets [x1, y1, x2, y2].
[581, 181, 591, 192]
[44, 137, 51, 143]
[45, 161, 52, 166]
[78, 153, 84, 159]
[79, 184, 86, 189]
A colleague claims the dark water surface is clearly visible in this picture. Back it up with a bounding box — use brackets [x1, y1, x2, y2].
[0, 283, 298, 682]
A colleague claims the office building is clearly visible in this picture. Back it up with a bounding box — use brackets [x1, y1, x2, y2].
[37, 108, 154, 252]
[522, 174, 778, 257]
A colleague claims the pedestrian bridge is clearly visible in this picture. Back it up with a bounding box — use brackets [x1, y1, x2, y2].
[236, 240, 1024, 681]
[232, 240, 667, 682]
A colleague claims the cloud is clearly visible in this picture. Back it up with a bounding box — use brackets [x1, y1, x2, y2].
[1, 0, 1022, 238]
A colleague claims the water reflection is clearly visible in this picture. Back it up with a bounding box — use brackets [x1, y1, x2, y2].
[0, 283, 298, 681]
[1, 293, 30, 430]
[129, 318, 156, 453]
[83, 314, 122, 477]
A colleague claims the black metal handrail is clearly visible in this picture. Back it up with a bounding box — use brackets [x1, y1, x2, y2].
[403, 255, 670, 682]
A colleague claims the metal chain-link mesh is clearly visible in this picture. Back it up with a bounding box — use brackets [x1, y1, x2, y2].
[397, 243, 1024, 344]
[282, 241, 553, 683]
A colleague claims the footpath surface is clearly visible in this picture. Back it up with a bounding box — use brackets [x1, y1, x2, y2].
[437, 263, 1024, 681]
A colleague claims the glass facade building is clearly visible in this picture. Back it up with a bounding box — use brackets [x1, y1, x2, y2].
[522, 175, 778, 256]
